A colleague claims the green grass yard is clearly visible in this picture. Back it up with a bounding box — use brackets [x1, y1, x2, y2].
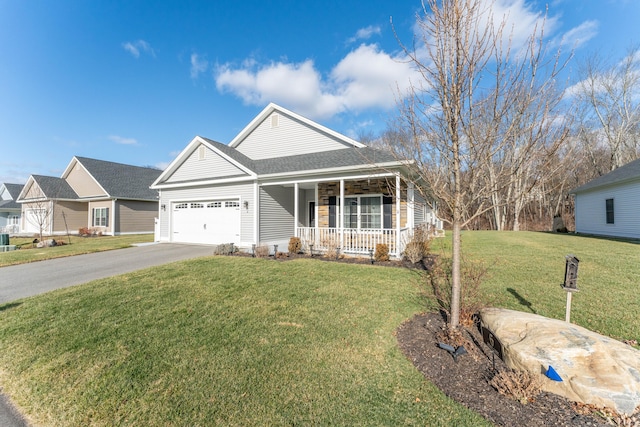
[0, 231, 637, 425]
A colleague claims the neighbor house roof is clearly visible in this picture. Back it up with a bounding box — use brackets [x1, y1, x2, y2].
[0, 183, 24, 210]
[571, 158, 640, 194]
[73, 156, 162, 200]
[30, 175, 79, 200]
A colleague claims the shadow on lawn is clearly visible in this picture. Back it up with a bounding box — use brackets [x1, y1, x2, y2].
[0, 302, 22, 312]
[506, 287, 535, 313]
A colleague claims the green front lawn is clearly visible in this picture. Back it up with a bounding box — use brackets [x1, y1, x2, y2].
[0, 231, 637, 426]
[0, 234, 154, 267]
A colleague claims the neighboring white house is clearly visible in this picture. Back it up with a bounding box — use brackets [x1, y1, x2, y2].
[151, 103, 442, 256]
[0, 183, 23, 234]
[571, 158, 640, 239]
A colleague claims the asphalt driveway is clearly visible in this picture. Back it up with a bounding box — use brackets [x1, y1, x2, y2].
[0, 242, 214, 427]
[0, 243, 214, 304]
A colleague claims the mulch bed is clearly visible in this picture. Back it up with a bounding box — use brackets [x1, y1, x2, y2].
[396, 312, 636, 426]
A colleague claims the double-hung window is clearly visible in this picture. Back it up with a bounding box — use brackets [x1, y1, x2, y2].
[343, 196, 382, 230]
[92, 207, 109, 227]
[605, 198, 614, 224]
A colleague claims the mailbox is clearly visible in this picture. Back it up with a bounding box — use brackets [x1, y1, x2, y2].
[563, 255, 579, 292]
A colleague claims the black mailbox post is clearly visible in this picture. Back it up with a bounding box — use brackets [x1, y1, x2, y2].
[563, 255, 579, 292]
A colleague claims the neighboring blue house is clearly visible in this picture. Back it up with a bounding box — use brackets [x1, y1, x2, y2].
[0, 183, 24, 234]
[571, 158, 640, 239]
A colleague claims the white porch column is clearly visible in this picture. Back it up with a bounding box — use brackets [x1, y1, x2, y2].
[340, 179, 345, 251]
[294, 182, 299, 237]
[395, 174, 401, 255]
[407, 182, 415, 228]
[253, 182, 259, 245]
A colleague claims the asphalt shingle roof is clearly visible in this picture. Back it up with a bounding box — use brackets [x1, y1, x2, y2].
[0, 183, 24, 210]
[201, 137, 399, 176]
[76, 157, 162, 200]
[31, 175, 79, 199]
[571, 158, 640, 194]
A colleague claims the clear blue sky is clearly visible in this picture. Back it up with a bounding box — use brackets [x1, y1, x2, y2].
[1, 0, 638, 184]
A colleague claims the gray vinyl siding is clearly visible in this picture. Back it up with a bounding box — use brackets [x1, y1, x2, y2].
[575, 180, 640, 239]
[414, 193, 427, 226]
[259, 186, 294, 242]
[165, 144, 248, 183]
[235, 111, 352, 160]
[158, 182, 254, 244]
[116, 200, 156, 234]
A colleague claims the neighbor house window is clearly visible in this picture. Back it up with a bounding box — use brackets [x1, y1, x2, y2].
[605, 198, 614, 224]
[343, 196, 382, 230]
[92, 207, 109, 227]
[9, 215, 19, 226]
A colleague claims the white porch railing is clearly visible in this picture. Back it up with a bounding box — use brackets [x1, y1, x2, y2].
[297, 227, 412, 257]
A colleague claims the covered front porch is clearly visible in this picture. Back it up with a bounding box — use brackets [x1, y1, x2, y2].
[259, 172, 442, 258]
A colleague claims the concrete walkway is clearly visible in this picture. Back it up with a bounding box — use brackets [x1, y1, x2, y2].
[0, 243, 214, 426]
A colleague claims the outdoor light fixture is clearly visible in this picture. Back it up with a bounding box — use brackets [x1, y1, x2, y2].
[335, 246, 340, 260]
[243, 200, 249, 210]
[309, 243, 314, 257]
[161, 204, 166, 211]
[368, 248, 374, 264]
[251, 243, 256, 257]
[273, 244, 278, 256]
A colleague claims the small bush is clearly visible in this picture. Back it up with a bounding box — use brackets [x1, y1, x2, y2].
[78, 227, 91, 235]
[403, 226, 432, 264]
[489, 369, 543, 404]
[214, 243, 236, 255]
[374, 244, 389, 262]
[255, 245, 269, 258]
[288, 237, 302, 254]
[320, 235, 340, 259]
[276, 251, 288, 259]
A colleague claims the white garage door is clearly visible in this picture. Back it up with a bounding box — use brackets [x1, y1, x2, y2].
[171, 200, 240, 245]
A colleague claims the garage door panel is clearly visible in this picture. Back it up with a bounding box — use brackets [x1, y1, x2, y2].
[172, 200, 240, 245]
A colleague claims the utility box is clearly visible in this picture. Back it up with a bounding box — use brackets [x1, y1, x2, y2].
[563, 255, 579, 292]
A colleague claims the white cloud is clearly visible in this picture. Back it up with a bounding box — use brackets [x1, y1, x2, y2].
[215, 44, 418, 120]
[476, 0, 560, 53]
[122, 40, 155, 58]
[108, 135, 138, 145]
[556, 20, 598, 49]
[332, 44, 417, 110]
[190, 53, 208, 79]
[348, 25, 382, 44]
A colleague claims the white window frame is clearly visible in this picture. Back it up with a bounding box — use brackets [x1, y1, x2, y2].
[93, 207, 108, 227]
[9, 214, 19, 226]
[342, 195, 383, 230]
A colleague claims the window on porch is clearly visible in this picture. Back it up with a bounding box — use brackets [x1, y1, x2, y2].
[344, 196, 381, 229]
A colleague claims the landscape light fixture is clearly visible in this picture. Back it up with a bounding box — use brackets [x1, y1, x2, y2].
[368, 248, 374, 264]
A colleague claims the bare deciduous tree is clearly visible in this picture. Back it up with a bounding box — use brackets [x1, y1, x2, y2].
[571, 46, 640, 174]
[390, 0, 568, 328]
